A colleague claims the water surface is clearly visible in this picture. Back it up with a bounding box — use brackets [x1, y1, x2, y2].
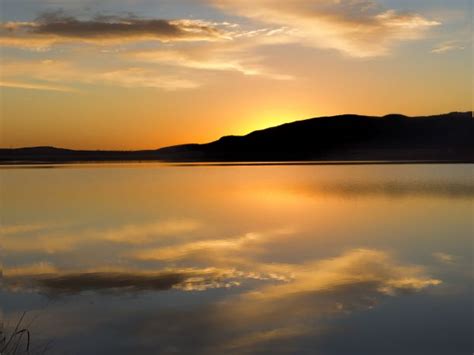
[1, 163, 472, 354]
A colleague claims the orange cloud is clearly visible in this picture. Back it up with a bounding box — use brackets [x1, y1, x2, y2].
[208, 0, 440, 57]
[130, 32, 295, 80]
[0, 59, 200, 91]
[0, 80, 77, 92]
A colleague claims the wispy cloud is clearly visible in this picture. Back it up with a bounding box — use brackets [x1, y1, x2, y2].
[432, 252, 460, 265]
[247, 249, 441, 302]
[130, 234, 441, 300]
[207, 0, 440, 57]
[4, 261, 59, 276]
[132, 232, 264, 262]
[102, 219, 202, 244]
[5, 248, 440, 299]
[0, 80, 77, 92]
[432, 40, 466, 54]
[0, 12, 294, 91]
[209, 248, 441, 352]
[130, 229, 296, 271]
[1, 219, 203, 253]
[0, 59, 200, 91]
[129, 32, 295, 80]
[4, 245, 442, 352]
[96, 67, 200, 90]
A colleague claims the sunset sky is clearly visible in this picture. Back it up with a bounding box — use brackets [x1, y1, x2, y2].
[0, 0, 472, 149]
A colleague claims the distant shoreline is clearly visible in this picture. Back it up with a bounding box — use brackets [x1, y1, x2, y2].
[2, 112, 472, 165]
[0, 160, 472, 167]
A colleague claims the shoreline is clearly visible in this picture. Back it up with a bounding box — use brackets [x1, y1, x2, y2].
[1, 159, 472, 168]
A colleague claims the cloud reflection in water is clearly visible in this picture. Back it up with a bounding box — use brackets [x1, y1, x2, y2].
[4, 248, 441, 353]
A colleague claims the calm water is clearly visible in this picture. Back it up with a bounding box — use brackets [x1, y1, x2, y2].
[1, 164, 472, 354]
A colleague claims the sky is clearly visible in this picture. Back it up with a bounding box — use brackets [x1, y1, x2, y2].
[0, 0, 472, 149]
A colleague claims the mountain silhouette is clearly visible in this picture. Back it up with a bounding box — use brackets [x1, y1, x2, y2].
[1, 112, 472, 163]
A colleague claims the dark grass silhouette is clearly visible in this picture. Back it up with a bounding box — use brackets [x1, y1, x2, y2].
[1, 112, 472, 163]
[1, 312, 54, 355]
[1, 313, 30, 355]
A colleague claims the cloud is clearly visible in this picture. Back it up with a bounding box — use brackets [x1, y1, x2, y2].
[5, 248, 440, 302]
[2, 228, 80, 253]
[129, 229, 295, 275]
[0, 223, 50, 235]
[0, 24, 291, 91]
[5, 271, 187, 294]
[246, 249, 441, 302]
[1, 219, 203, 253]
[4, 262, 59, 276]
[0, 12, 233, 49]
[207, 0, 440, 57]
[0, 59, 200, 91]
[130, 231, 297, 275]
[198, 249, 441, 352]
[3, 266, 276, 295]
[123, 248, 440, 353]
[432, 40, 466, 54]
[432, 252, 459, 265]
[132, 232, 264, 262]
[95, 67, 199, 90]
[130, 38, 294, 80]
[0, 80, 77, 92]
[102, 219, 202, 244]
[131, 237, 441, 301]
[0, 12, 298, 90]
[5, 248, 442, 352]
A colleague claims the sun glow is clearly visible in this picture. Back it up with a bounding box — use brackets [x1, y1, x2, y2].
[0, 0, 470, 150]
[238, 108, 318, 136]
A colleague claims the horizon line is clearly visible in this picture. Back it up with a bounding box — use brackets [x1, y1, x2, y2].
[1, 110, 472, 151]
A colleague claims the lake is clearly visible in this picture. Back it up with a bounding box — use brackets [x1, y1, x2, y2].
[1, 163, 472, 354]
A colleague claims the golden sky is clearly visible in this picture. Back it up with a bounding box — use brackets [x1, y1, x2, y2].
[0, 0, 472, 149]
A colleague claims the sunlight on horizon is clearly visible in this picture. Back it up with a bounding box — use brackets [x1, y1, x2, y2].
[0, 0, 471, 149]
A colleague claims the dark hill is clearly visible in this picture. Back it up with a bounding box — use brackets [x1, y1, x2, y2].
[155, 111, 473, 162]
[1, 112, 472, 163]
